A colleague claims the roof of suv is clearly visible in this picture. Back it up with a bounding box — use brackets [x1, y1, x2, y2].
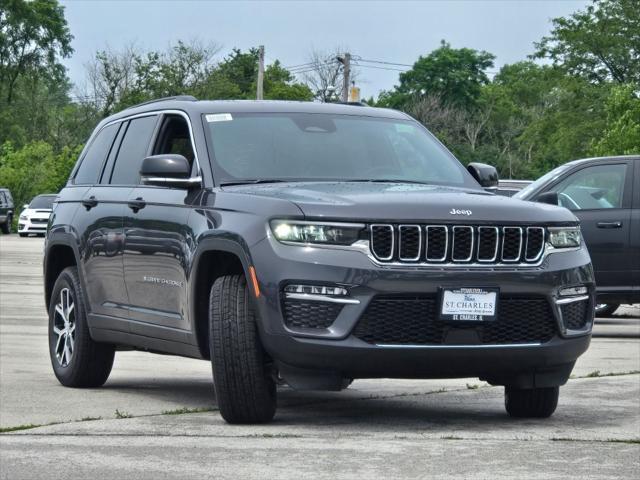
[103, 98, 409, 125]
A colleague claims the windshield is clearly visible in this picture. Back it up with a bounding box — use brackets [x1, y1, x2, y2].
[205, 112, 477, 188]
[29, 195, 56, 209]
[514, 164, 572, 200]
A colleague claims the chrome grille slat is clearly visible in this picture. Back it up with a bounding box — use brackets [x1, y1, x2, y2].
[370, 224, 546, 266]
[425, 225, 448, 262]
[398, 225, 422, 261]
[477, 226, 499, 262]
[525, 227, 545, 262]
[501, 227, 523, 262]
[451, 226, 474, 262]
[370, 224, 394, 261]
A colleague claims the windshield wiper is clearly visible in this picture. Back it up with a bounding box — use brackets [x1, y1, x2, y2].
[345, 179, 432, 185]
[219, 179, 289, 187]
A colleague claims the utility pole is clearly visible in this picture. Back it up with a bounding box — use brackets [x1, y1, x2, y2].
[257, 45, 265, 100]
[341, 52, 350, 102]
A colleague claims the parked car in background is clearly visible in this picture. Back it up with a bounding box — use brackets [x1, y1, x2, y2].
[515, 156, 639, 316]
[495, 179, 532, 197]
[18, 194, 57, 237]
[0, 188, 15, 234]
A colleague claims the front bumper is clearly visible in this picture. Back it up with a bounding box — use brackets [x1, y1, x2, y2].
[250, 235, 595, 385]
[18, 217, 48, 234]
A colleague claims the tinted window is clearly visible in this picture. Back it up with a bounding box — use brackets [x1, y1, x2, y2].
[0, 192, 6, 205]
[554, 164, 627, 210]
[153, 115, 195, 164]
[110, 115, 158, 185]
[206, 113, 474, 187]
[29, 195, 56, 209]
[74, 123, 119, 184]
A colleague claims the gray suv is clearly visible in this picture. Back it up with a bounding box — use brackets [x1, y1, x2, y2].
[44, 97, 595, 424]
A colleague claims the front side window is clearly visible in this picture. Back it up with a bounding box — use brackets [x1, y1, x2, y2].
[205, 113, 476, 187]
[110, 115, 158, 185]
[153, 115, 195, 164]
[553, 164, 627, 210]
[74, 123, 120, 185]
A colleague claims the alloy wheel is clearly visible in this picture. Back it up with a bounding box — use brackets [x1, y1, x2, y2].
[53, 287, 75, 367]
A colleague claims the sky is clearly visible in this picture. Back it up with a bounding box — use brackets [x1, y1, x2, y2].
[60, 0, 591, 99]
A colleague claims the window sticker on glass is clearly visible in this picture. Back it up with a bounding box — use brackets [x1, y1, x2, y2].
[395, 123, 414, 133]
[206, 113, 233, 122]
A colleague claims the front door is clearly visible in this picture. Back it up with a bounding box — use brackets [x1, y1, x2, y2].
[549, 161, 634, 290]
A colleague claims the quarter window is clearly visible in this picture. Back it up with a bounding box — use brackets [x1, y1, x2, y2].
[74, 123, 119, 184]
[110, 115, 158, 185]
[553, 164, 627, 210]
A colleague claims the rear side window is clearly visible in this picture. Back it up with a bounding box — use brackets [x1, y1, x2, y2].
[110, 115, 158, 185]
[74, 123, 119, 185]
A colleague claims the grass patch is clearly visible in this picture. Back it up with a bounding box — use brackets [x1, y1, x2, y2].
[114, 409, 133, 419]
[161, 407, 215, 416]
[577, 370, 640, 379]
[80, 416, 102, 422]
[0, 423, 44, 433]
[551, 437, 640, 445]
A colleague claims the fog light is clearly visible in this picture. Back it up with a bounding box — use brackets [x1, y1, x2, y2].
[559, 286, 588, 297]
[284, 284, 349, 296]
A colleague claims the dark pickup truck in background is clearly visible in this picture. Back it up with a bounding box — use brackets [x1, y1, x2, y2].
[515, 156, 640, 316]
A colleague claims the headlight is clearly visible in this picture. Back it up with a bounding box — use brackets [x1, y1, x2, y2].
[270, 220, 364, 245]
[19, 214, 27, 221]
[548, 227, 581, 248]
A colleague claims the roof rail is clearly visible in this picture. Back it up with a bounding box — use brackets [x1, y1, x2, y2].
[124, 95, 198, 110]
[333, 101, 368, 107]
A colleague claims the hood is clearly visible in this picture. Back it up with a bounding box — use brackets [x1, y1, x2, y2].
[223, 182, 577, 224]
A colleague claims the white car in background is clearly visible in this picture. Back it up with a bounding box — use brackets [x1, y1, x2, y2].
[18, 194, 57, 237]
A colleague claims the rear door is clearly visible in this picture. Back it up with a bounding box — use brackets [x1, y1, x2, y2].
[0, 192, 7, 223]
[71, 121, 132, 321]
[631, 159, 640, 292]
[122, 113, 197, 334]
[545, 160, 634, 291]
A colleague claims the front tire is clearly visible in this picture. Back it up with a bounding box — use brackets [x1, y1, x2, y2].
[18, 233, 27, 237]
[48, 266, 115, 387]
[1, 216, 11, 234]
[505, 386, 559, 418]
[209, 274, 276, 424]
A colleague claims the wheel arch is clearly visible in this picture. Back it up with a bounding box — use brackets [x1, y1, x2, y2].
[190, 238, 255, 359]
[44, 235, 81, 309]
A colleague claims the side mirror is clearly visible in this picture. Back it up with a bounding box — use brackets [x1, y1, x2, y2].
[140, 154, 201, 189]
[536, 191, 559, 206]
[467, 162, 499, 190]
[23, 204, 29, 210]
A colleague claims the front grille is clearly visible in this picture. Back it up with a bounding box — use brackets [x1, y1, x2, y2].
[369, 224, 546, 265]
[30, 218, 48, 224]
[353, 295, 557, 345]
[561, 300, 590, 330]
[283, 298, 343, 329]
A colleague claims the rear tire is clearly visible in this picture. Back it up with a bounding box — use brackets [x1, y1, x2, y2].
[505, 386, 559, 418]
[209, 274, 276, 424]
[594, 303, 619, 317]
[48, 266, 115, 387]
[1, 216, 11, 233]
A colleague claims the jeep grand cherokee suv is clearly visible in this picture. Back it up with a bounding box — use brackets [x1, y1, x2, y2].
[44, 97, 595, 424]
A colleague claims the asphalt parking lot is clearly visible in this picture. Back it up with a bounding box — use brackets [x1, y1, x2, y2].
[1, 234, 638, 479]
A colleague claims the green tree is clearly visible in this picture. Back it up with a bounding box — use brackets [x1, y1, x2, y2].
[534, 0, 640, 84]
[590, 84, 640, 155]
[379, 40, 495, 110]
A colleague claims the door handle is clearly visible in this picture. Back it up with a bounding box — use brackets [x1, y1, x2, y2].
[127, 197, 146, 212]
[81, 196, 98, 210]
[597, 221, 622, 229]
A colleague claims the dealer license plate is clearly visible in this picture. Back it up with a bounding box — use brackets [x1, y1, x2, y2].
[440, 288, 498, 321]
